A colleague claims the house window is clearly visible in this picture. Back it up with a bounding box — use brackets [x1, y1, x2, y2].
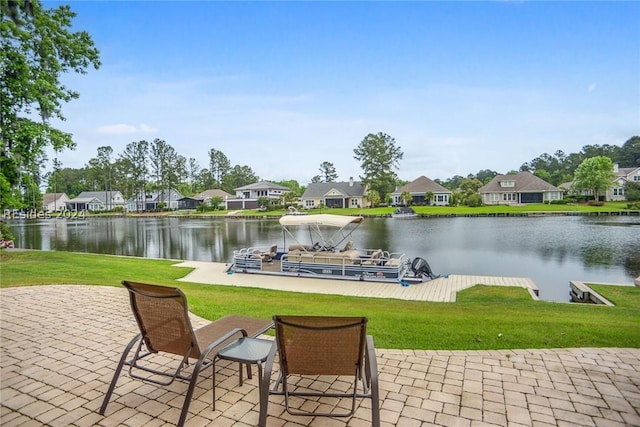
[305, 200, 315, 207]
[351, 199, 359, 207]
[634, 175, 639, 182]
[500, 180, 515, 188]
[490, 194, 500, 202]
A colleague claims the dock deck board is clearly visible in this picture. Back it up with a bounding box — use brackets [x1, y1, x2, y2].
[174, 261, 540, 302]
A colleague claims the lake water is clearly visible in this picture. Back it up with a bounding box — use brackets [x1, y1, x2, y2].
[6, 215, 639, 302]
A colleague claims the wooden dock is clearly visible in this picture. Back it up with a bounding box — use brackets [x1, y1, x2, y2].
[174, 261, 540, 302]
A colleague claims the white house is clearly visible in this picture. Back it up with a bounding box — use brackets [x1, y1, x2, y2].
[66, 191, 126, 212]
[226, 181, 291, 210]
[42, 193, 70, 212]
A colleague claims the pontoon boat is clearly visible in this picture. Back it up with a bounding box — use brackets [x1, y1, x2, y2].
[231, 214, 438, 283]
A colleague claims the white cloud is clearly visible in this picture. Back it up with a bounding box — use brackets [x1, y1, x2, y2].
[96, 123, 158, 135]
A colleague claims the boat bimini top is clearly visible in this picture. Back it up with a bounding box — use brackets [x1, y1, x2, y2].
[278, 214, 364, 252]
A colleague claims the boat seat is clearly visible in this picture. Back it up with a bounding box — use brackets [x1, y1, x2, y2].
[362, 249, 383, 266]
[385, 258, 403, 267]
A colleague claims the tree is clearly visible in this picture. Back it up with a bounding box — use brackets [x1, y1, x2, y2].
[222, 165, 258, 193]
[274, 180, 304, 198]
[149, 138, 180, 205]
[441, 175, 464, 191]
[366, 189, 380, 207]
[119, 140, 148, 207]
[353, 132, 403, 202]
[624, 181, 640, 202]
[311, 175, 322, 183]
[209, 195, 223, 210]
[186, 158, 200, 194]
[618, 136, 640, 167]
[399, 191, 412, 206]
[425, 192, 434, 206]
[96, 146, 113, 209]
[1, 0, 100, 209]
[208, 148, 230, 187]
[573, 156, 616, 201]
[318, 161, 337, 183]
[459, 178, 483, 207]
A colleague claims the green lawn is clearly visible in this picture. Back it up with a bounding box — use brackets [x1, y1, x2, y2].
[1, 250, 639, 350]
[126, 201, 638, 218]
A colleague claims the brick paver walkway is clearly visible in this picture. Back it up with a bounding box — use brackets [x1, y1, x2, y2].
[1, 285, 639, 426]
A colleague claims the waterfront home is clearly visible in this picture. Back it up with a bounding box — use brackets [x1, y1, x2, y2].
[479, 171, 563, 205]
[126, 189, 184, 211]
[607, 164, 640, 201]
[42, 193, 70, 212]
[66, 191, 126, 212]
[300, 178, 369, 209]
[390, 176, 451, 206]
[177, 189, 233, 210]
[226, 181, 291, 210]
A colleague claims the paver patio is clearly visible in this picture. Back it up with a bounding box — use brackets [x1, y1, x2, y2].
[1, 285, 639, 426]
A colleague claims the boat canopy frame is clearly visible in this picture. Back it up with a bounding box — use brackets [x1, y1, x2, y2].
[278, 214, 364, 252]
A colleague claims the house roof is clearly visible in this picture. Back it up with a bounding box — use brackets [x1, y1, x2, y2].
[42, 193, 68, 205]
[616, 167, 640, 178]
[391, 176, 450, 195]
[197, 189, 233, 200]
[67, 196, 101, 204]
[146, 189, 184, 202]
[71, 191, 120, 204]
[479, 171, 562, 193]
[302, 181, 367, 198]
[235, 181, 290, 191]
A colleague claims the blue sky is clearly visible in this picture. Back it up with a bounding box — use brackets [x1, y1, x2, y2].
[48, 1, 639, 184]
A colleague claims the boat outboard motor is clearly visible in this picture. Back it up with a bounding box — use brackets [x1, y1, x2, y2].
[411, 257, 439, 280]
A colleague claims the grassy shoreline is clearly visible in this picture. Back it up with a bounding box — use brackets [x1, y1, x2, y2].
[71, 201, 640, 219]
[2, 250, 638, 350]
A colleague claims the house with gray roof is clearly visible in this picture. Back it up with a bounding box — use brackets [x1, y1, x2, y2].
[607, 164, 640, 201]
[300, 178, 369, 209]
[126, 189, 184, 211]
[226, 181, 291, 210]
[178, 189, 233, 210]
[66, 191, 126, 212]
[390, 176, 451, 206]
[479, 171, 563, 205]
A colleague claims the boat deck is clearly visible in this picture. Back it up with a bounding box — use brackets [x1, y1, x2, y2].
[174, 261, 540, 302]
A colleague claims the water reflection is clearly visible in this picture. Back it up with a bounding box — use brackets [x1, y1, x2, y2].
[7, 215, 639, 302]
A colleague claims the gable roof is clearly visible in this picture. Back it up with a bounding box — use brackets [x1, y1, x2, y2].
[616, 166, 640, 178]
[197, 189, 233, 200]
[392, 176, 450, 195]
[479, 171, 561, 193]
[144, 189, 184, 202]
[302, 181, 367, 198]
[235, 181, 290, 191]
[71, 191, 123, 204]
[42, 193, 69, 205]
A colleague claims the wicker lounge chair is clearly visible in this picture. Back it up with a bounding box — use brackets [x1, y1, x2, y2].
[258, 315, 380, 426]
[99, 281, 273, 427]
